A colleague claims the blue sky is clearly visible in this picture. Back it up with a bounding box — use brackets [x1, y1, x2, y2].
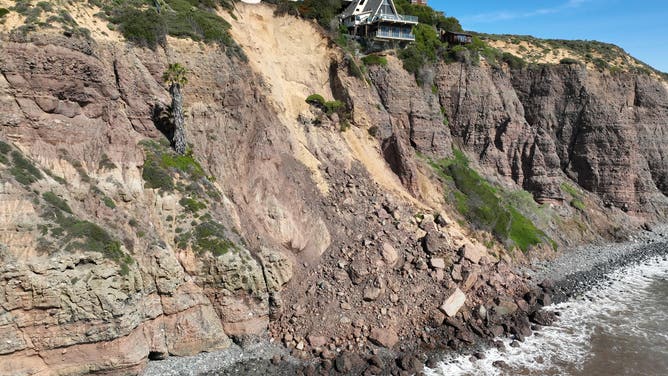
[429, 0, 668, 72]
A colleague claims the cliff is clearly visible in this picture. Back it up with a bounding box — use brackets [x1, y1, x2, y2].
[0, 2, 666, 375]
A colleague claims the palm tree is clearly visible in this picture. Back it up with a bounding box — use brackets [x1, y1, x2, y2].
[162, 63, 188, 155]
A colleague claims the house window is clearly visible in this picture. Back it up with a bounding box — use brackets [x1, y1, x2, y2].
[379, 0, 393, 16]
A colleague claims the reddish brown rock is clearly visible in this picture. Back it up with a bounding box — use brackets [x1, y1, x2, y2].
[368, 328, 399, 348]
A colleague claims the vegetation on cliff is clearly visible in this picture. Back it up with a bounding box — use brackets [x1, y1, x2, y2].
[480, 33, 667, 78]
[430, 150, 555, 253]
[141, 140, 238, 257]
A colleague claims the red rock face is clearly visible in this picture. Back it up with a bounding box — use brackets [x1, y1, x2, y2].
[434, 62, 668, 213]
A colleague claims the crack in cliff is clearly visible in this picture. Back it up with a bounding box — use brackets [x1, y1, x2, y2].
[112, 59, 122, 94]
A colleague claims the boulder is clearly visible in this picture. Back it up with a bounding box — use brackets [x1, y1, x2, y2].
[307, 335, 327, 348]
[363, 287, 382, 301]
[461, 269, 479, 291]
[368, 327, 399, 348]
[494, 298, 518, 316]
[381, 242, 399, 266]
[429, 257, 446, 269]
[460, 243, 486, 264]
[439, 288, 466, 317]
[451, 264, 463, 282]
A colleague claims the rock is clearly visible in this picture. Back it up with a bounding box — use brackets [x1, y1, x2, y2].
[489, 325, 504, 337]
[307, 335, 327, 348]
[435, 212, 448, 226]
[348, 261, 370, 285]
[451, 264, 463, 281]
[516, 299, 530, 312]
[538, 293, 552, 307]
[335, 353, 353, 373]
[429, 257, 446, 269]
[538, 278, 555, 291]
[363, 287, 382, 301]
[397, 355, 423, 372]
[368, 354, 384, 368]
[368, 327, 399, 348]
[381, 242, 399, 266]
[419, 214, 437, 232]
[477, 305, 487, 319]
[461, 269, 479, 291]
[422, 231, 449, 255]
[530, 310, 557, 326]
[439, 288, 466, 317]
[430, 310, 446, 327]
[494, 298, 518, 316]
[493, 360, 509, 369]
[456, 328, 475, 343]
[460, 243, 486, 264]
[341, 302, 352, 310]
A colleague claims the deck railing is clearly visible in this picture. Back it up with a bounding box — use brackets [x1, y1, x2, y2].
[374, 29, 415, 41]
[374, 14, 419, 23]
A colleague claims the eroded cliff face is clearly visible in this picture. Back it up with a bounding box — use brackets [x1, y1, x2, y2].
[0, 3, 667, 375]
[0, 30, 302, 374]
[434, 61, 668, 214]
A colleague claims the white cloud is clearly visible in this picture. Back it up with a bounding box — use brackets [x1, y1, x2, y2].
[462, 0, 590, 23]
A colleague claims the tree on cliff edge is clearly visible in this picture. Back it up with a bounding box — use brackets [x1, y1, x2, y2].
[163, 63, 188, 155]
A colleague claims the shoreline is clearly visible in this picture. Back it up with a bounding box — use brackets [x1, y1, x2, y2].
[528, 225, 668, 303]
[142, 226, 668, 376]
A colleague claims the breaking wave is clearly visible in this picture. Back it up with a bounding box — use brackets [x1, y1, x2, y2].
[427, 254, 668, 376]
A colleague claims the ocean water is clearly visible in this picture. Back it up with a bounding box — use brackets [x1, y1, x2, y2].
[427, 255, 668, 376]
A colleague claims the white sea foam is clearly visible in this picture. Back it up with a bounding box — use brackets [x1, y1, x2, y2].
[426, 255, 668, 376]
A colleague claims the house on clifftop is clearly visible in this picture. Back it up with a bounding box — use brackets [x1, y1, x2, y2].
[340, 0, 418, 48]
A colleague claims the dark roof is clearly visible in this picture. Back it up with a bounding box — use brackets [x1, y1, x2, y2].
[341, 0, 387, 19]
[445, 31, 473, 37]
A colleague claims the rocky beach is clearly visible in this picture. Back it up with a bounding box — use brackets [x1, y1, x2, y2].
[140, 226, 668, 375]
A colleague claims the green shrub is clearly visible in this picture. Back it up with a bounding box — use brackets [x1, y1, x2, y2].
[501, 52, 526, 69]
[306, 94, 326, 107]
[111, 6, 166, 48]
[0, 140, 11, 155]
[324, 100, 344, 115]
[47, 211, 133, 272]
[176, 220, 236, 255]
[107, 0, 233, 49]
[102, 196, 116, 209]
[142, 156, 175, 191]
[361, 55, 388, 67]
[160, 151, 206, 179]
[571, 199, 586, 211]
[98, 154, 117, 170]
[592, 58, 609, 70]
[179, 197, 207, 213]
[35, 2, 53, 12]
[10, 151, 43, 186]
[561, 182, 581, 198]
[193, 220, 235, 255]
[0, 8, 9, 18]
[42, 191, 72, 213]
[399, 23, 441, 75]
[141, 141, 207, 191]
[560, 57, 580, 65]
